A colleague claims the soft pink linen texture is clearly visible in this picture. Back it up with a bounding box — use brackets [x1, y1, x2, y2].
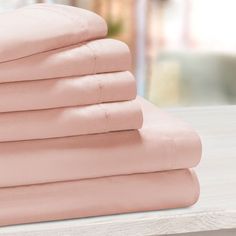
[0, 39, 130, 83]
[0, 169, 200, 226]
[0, 4, 107, 63]
[0, 71, 136, 112]
[0, 99, 142, 142]
[0, 98, 201, 187]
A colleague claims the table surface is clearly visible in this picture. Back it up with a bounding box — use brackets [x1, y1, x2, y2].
[0, 105, 236, 236]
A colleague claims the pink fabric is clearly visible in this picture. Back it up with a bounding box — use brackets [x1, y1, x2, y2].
[0, 4, 107, 63]
[0, 169, 200, 226]
[0, 71, 135, 112]
[0, 98, 201, 187]
[0, 99, 142, 142]
[0, 39, 130, 83]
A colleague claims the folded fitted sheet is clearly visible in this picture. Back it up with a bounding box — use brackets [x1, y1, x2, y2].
[0, 71, 135, 113]
[0, 38, 130, 84]
[0, 4, 107, 63]
[0, 169, 199, 227]
[0, 99, 142, 143]
[0, 98, 201, 188]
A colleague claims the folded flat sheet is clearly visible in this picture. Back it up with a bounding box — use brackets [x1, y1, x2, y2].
[0, 39, 130, 84]
[0, 71, 135, 113]
[0, 98, 201, 187]
[0, 4, 107, 63]
[0, 169, 199, 226]
[0, 99, 142, 143]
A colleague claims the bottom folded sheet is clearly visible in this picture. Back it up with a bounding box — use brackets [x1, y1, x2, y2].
[0, 169, 199, 226]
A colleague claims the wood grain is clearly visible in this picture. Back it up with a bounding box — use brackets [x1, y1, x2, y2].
[0, 105, 236, 236]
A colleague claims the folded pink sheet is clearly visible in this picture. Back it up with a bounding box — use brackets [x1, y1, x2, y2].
[0, 71, 135, 113]
[0, 169, 199, 226]
[0, 99, 142, 143]
[0, 98, 201, 187]
[0, 4, 107, 63]
[0, 39, 130, 83]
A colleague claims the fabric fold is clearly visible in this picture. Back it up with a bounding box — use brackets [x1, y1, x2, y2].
[0, 169, 199, 227]
[0, 3, 201, 229]
[0, 4, 107, 63]
[0, 99, 142, 143]
[0, 98, 201, 187]
[0, 71, 136, 112]
[0, 39, 130, 83]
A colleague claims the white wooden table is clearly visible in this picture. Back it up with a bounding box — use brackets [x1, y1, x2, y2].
[0, 106, 236, 236]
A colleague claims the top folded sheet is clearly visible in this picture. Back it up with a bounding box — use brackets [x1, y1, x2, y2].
[0, 4, 107, 63]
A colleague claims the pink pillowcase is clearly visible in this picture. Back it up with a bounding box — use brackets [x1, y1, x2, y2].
[0, 99, 142, 142]
[0, 39, 130, 83]
[0, 71, 136, 112]
[0, 4, 107, 62]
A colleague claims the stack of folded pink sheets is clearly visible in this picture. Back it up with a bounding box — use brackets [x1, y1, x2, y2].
[0, 4, 201, 226]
